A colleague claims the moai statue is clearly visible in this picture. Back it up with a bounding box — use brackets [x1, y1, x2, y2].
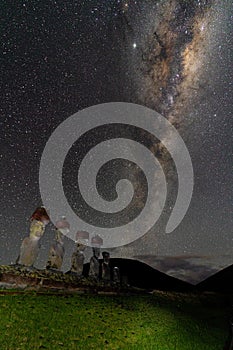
[70, 231, 89, 276]
[113, 266, 120, 284]
[101, 251, 111, 282]
[88, 235, 103, 280]
[46, 217, 70, 271]
[89, 247, 100, 279]
[17, 207, 50, 267]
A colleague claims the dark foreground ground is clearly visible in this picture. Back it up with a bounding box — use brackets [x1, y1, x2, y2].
[0, 265, 233, 349]
[0, 289, 231, 350]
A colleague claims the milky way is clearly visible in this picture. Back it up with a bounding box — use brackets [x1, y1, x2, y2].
[113, 0, 233, 282]
[110, 1, 219, 220]
[127, 1, 215, 125]
[106, 1, 222, 193]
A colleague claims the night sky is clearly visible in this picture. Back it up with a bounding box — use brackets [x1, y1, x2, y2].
[0, 0, 232, 284]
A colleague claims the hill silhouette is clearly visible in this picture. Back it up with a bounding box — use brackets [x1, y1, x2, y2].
[197, 264, 233, 292]
[84, 258, 193, 292]
[2, 260, 231, 293]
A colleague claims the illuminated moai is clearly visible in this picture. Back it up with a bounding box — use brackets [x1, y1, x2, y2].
[70, 231, 89, 276]
[17, 207, 50, 267]
[88, 235, 103, 280]
[46, 217, 70, 271]
[101, 251, 111, 282]
[113, 266, 120, 284]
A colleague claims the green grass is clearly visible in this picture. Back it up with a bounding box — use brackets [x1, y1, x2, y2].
[0, 290, 229, 350]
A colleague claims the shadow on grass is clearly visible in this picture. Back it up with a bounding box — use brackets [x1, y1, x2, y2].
[0, 290, 229, 350]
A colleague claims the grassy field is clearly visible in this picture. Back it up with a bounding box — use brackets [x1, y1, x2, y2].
[0, 290, 229, 350]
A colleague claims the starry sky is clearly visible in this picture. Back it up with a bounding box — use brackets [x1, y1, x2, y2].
[0, 0, 232, 284]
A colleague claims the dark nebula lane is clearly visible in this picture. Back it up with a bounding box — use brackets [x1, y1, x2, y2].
[126, 0, 216, 128]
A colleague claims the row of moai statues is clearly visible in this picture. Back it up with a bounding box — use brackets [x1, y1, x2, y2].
[88, 247, 120, 282]
[16, 207, 120, 283]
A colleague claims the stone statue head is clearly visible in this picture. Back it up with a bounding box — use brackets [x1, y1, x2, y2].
[29, 220, 45, 240]
[55, 229, 64, 243]
[55, 216, 70, 235]
[76, 243, 86, 252]
[102, 251, 110, 262]
[92, 247, 100, 258]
